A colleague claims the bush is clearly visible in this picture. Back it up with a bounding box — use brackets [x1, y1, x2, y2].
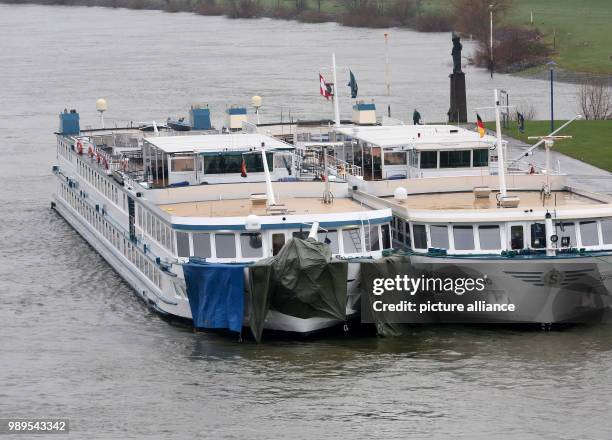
[227, 0, 262, 18]
[297, 10, 334, 23]
[471, 25, 552, 73]
[414, 12, 453, 32]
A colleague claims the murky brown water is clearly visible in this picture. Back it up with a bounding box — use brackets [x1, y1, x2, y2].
[1, 5, 611, 439]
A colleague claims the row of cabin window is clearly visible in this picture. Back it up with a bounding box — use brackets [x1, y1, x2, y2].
[393, 217, 612, 252]
[136, 206, 175, 254]
[76, 158, 120, 207]
[419, 149, 489, 169]
[175, 224, 392, 259]
[61, 182, 163, 289]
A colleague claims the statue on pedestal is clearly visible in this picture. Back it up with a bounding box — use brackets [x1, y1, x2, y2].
[452, 33, 463, 74]
[448, 32, 467, 123]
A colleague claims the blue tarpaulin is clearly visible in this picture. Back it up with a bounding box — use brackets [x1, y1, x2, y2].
[183, 261, 246, 333]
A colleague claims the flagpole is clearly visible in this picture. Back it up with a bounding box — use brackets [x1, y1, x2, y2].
[494, 88, 507, 198]
[332, 53, 341, 127]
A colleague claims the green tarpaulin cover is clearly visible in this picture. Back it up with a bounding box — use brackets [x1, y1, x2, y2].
[248, 238, 348, 343]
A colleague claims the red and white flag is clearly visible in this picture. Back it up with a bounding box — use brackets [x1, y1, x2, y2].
[319, 73, 333, 100]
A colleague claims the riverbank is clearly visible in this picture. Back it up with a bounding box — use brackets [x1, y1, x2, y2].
[496, 119, 612, 172]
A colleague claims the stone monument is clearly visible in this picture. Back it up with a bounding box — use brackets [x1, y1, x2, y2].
[448, 33, 467, 123]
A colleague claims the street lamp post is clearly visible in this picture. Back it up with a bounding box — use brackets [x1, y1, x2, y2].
[547, 61, 556, 132]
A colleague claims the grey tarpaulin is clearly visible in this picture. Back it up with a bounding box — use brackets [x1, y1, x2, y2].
[248, 238, 348, 343]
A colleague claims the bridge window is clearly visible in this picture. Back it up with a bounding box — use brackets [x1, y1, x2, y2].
[318, 230, 339, 254]
[384, 152, 407, 166]
[420, 151, 437, 169]
[413, 224, 427, 249]
[176, 232, 190, 257]
[215, 233, 236, 258]
[601, 219, 612, 245]
[580, 221, 599, 246]
[530, 223, 546, 248]
[430, 225, 449, 249]
[381, 224, 391, 249]
[440, 150, 470, 168]
[453, 225, 474, 250]
[171, 156, 195, 172]
[342, 228, 362, 254]
[204, 152, 273, 175]
[473, 148, 489, 167]
[272, 233, 285, 256]
[240, 233, 263, 258]
[479, 225, 501, 250]
[555, 222, 576, 247]
[192, 233, 212, 258]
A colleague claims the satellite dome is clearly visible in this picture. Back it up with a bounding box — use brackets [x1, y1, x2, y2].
[251, 95, 262, 109]
[96, 98, 108, 112]
[394, 187, 408, 201]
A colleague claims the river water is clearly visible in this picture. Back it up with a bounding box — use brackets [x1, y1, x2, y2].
[1, 4, 611, 439]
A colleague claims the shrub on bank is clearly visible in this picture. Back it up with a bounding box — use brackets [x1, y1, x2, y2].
[471, 25, 553, 73]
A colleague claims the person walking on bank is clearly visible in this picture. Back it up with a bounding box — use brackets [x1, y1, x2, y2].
[413, 109, 422, 125]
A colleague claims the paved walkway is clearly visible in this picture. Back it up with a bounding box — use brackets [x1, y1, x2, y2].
[506, 136, 612, 194]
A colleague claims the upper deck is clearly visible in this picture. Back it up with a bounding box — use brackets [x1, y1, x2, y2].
[381, 190, 602, 211]
[159, 197, 370, 218]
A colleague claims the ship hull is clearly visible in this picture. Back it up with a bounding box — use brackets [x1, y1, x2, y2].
[407, 254, 612, 324]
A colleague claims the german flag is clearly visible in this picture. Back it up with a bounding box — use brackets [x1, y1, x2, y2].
[476, 114, 485, 138]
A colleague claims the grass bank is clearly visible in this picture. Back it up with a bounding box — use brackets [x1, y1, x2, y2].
[492, 119, 612, 172]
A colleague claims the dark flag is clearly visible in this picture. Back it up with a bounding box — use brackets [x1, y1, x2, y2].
[517, 112, 525, 133]
[348, 70, 358, 99]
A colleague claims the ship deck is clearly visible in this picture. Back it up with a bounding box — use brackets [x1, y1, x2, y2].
[158, 197, 371, 217]
[381, 190, 606, 210]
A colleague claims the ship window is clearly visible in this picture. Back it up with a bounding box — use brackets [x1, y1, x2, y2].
[430, 225, 449, 249]
[413, 224, 427, 249]
[368, 225, 381, 251]
[384, 152, 407, 166]
[601, 219, 612, 245]
[342, 228, 362, 254]
[580, 221, 599, 246]
[381, 224, 391, 249]
[240, 233, 263, 258]
[510, 225, 524, 250]
[292, 230, 309, 240]
[215, 233, 236, 258]
[192, 233, 211, 258]
[530, 223, 546, 249]
[397, 218, 405, 242]
[555, 222, 576, 247]
[176, 232, 190, 258]
[204, 152, 273, 175]
[171, 156, 195, 172]
[440, 150, 470, 168]
[479, 225, 501, 250]
[420, 151, 437, 169]
[453, 225, 474, 250]
[272, 233, 285, 256]
[473, 149, 489, 167]
[318, 230, 339, 254]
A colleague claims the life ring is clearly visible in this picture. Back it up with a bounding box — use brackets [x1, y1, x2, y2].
[76, 140, 83, 155]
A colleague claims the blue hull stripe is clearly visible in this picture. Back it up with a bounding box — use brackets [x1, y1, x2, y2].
[172, 216, 392, 231]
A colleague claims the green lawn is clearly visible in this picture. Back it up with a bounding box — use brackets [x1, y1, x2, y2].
[509, 0, 612, 74]
[423, 0, 611, 75]
[488, 119, 612, 172]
